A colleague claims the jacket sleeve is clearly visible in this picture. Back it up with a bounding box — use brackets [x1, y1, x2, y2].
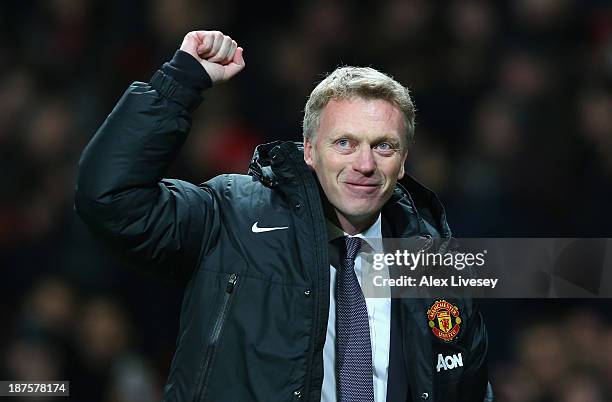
[74, 51, 219, 283]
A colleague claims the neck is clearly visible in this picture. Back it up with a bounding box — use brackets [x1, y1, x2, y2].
[334, 212, 378, 235]
[323, 202, 378, 235]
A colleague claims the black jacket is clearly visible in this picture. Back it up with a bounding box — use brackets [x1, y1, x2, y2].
[75, 51, 493, 402]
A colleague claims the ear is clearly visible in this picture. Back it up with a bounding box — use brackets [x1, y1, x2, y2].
[398, 149, 408, 180]
[304, 137, 315, 169]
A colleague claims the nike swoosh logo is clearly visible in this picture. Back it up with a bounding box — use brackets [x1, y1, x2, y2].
[251, 222, 289, 233]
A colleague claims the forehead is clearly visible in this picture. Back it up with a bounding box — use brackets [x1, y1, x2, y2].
[317, 97, 405, 141]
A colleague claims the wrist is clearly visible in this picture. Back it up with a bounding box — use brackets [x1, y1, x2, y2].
[162, 50, 213, 92]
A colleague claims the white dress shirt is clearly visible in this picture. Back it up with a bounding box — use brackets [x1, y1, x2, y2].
[321, 214, 391, 402]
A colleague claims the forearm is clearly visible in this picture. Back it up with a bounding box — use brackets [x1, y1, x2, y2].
[75, 51, 211, 206]
[73, 51, 216, 280]
[73, 31, 243, 279]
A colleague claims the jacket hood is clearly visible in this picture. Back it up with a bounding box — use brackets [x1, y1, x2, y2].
[247, 140, 290, 187]
[248, 140, 451, 238]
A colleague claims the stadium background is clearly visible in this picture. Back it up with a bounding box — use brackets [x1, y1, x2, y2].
[1, 0, 612, 401]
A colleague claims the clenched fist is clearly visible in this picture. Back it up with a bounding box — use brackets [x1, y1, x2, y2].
[180, 30, 245, 85]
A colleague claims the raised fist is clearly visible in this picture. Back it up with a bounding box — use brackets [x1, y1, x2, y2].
[180, 30, 245, 85]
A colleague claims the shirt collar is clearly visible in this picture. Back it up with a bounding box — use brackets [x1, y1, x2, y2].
[326, 213, 383, 253]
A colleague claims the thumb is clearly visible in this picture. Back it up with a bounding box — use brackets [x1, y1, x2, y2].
[224, 47, 246, 79]
[234, 47, 245, 67]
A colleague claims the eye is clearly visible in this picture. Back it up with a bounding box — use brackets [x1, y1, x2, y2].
[374, 142, 397, 155]
[336, 139, 351, 148]
[333, 138, 355, 153]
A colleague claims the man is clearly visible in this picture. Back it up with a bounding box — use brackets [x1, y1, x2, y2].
[75, 30, 493, 401]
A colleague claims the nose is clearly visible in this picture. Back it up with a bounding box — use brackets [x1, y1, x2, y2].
[353, 147, 376, 175]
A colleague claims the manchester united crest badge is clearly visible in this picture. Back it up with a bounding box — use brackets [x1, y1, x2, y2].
[427, 300, 461, 342]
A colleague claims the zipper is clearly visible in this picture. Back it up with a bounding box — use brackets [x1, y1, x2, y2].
[295, 155, 329, 402]
[193, 273, 239, 402]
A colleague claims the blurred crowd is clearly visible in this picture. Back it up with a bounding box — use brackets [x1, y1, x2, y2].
[1, 275, 169, 402]
[1, 0, 611, 401]
[489, 303, 612, 402]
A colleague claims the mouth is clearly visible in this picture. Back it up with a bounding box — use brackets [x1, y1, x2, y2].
[342, 182, 381, 195]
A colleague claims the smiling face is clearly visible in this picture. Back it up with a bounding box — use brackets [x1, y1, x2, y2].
[304, 97, 408, 234]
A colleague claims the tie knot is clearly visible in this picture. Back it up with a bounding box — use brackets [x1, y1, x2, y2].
[344, 236, 363, 260]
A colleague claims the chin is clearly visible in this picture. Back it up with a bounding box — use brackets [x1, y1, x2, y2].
[341, 203, 381, 220]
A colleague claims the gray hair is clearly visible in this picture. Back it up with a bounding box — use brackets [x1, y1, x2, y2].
[302, 66, 415, 146]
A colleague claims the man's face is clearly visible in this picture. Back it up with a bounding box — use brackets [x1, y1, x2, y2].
[304, 97, 408, 229]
